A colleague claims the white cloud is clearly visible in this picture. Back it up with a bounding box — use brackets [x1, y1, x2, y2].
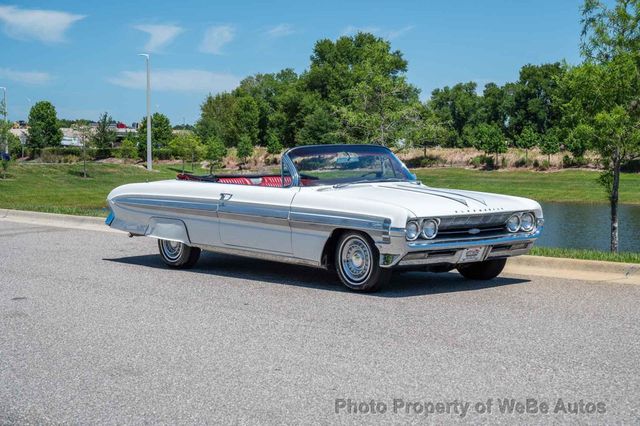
[266, 23, 294, 38]
[341, 25, 414, 40]
[0, 5, 85, 43]
[108, 69, 240, 93]
[199, 25, 235, 54]
[0, 67, 52, 85]
[134, 24, 183, 52]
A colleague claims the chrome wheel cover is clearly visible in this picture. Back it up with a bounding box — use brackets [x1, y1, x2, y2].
[339, 236, 373, 285]
[161, 240, 183, 262]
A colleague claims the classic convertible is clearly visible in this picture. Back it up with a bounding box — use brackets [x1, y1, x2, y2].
[106, 144, 543, 291]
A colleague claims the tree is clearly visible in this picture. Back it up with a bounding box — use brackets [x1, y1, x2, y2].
[473, 123, 507, 166]
[205, 136, 228, 173]
[137, 113, 174, 159]
[559, 0, 640, 253]
[409, 105, 453, 156]
[93, 112, 116, 158]
[72, 121, 93, 178]
[515, 126, 540, 162]
[593, 106, 640, 251]
[28, 101, 62, 156]
[169, 133, 205, 172]
[196, 92, 237, 147]
[265, 130, 283, 155]
[565, 123, 594, 159]
[297, 106, 341, 145]
[539, 129, 560, 164]
[236, 135, 254, 169]
[429, 82, 480, 146]
[508, 63, 565, 136]
[231, 96, 260, 146]
[119, 136, 138, 163]
[581, 0, 640, 62]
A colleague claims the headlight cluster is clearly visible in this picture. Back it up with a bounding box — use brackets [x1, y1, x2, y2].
[506, 212, 536, 233]
[405, 218, 439, 241]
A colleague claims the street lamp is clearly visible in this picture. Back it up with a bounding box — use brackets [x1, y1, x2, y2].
[138, 53, 152, 171]
[0, 87, 7, 155]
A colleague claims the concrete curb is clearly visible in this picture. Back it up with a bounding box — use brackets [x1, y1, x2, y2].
[1, 208, 639, 284]
[0, 209, 117, 233]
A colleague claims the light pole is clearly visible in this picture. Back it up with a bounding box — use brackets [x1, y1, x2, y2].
[138, 53, 152, 171]
[0, 87, 7, 155]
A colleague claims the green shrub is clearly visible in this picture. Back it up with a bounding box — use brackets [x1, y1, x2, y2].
[419, 154, 445, 168]
[562, 155, 589, 168]
[538, 159, 551, 171]
[514, 157, 533, 168]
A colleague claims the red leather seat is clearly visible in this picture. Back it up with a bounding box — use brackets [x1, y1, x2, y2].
[216, 177, 253, 185]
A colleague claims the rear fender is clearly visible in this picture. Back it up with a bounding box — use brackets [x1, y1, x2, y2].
[145, 217, 191, 244]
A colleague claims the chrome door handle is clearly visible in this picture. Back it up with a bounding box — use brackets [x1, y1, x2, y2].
[219, 193, 233, 201]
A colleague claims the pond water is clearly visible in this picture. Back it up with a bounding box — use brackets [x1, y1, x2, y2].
[537, 202, 640, 252]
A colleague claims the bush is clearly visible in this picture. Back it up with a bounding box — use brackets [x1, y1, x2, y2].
[622, 158, 640, 173]
[469, 155, 495, 170]
[538, 160, 551, 171]
[514, 157, 533, 168]
[420, 155, 445, 168]
[500, 156, 508, 169]
[562, 155, 588, 168]
[533, 159, 540, 168]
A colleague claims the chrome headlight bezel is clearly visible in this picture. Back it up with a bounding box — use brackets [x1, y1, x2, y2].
[520, 212, 535, 232]
[405, 221, 420, 241]
[506, 214, 521, 233]
[421, 218, 439, 240]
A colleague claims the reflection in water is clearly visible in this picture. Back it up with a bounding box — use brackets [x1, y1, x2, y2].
[537, 202, 640, 252]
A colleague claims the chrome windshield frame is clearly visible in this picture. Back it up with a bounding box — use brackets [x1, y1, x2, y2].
[282, 144, 415, 187]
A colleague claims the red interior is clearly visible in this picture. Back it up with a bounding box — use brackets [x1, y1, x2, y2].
[176, 174, 309, 187]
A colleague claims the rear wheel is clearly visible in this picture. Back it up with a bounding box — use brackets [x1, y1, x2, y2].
[334, 232, 391, 292]
[457, 258, 506, 280]
[158, 239, 201, 269]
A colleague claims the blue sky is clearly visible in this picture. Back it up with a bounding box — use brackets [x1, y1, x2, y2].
[0, 0, 587, 125]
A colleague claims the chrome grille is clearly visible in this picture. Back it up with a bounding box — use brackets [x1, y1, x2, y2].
[439, 212, 512, 230]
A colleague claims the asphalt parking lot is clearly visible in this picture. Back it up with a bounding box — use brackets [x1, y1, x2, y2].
[1, 220, 639, 424]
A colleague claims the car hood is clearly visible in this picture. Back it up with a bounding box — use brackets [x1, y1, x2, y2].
[311, 182, 542, 218]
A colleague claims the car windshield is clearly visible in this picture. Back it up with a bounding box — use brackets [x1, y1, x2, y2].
[286, 145, 415, 186]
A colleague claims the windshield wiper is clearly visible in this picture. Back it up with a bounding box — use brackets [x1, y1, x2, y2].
[332, 178, 406, 188]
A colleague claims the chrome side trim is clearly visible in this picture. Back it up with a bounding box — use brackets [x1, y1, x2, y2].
[289, 208, 391, 240]
[114, 196, 218, 218]
[193, 243, 322, 268]
[218, 201, 290, 226]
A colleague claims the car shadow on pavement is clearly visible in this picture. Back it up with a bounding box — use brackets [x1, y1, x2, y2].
[105, 252, 530, 298]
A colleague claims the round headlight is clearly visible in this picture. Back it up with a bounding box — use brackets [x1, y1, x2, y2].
[421, 219, 438, 239]
[406, 221, 420, 241]
[506, 214, 520, 233]
[520, 212, 535, 232]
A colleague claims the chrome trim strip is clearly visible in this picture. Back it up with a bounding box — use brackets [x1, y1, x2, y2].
[114, 196, 218, 217]
[282, 152, 300, 187]
[193, 243, 322, 268]
[417, 186, 487, 206]
[406, 227, 542, 252]
[380, 184, 470, 207]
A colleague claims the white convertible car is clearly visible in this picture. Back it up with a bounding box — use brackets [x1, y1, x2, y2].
[106, 144, 543, 291]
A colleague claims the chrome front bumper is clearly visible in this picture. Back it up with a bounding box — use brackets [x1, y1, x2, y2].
[381, 227, 542, 268]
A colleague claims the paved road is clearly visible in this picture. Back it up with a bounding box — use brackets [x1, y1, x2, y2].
[1, 220, 639, 424]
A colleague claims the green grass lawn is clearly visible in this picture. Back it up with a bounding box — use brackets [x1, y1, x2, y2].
[0, 163, 181, 216]
[414, 168, 640, 205]
[1, 164, 639, 217]
[530, 247, 640, 264]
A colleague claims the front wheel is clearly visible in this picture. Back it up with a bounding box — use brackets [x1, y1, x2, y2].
[457, 258, 506, 280]
[158, 239, 201, 269]
[335, 232, 391, 292]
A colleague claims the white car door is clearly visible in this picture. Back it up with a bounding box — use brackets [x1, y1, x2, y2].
[217, 184, 299, 254]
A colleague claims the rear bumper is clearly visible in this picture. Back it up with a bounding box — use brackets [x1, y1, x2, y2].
[381, 227, 542, 268]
